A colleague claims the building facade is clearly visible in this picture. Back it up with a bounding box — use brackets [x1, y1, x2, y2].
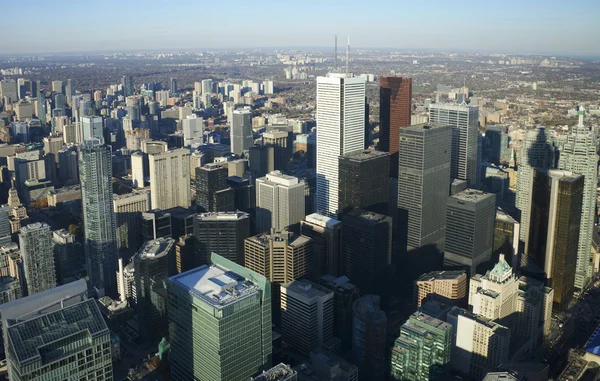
[194, 211, 250, 266]
[352, 295, 387, 381]
[256, 171, 305, 233]
[149, 149, 191, 210]
[414, 270, 467, 308]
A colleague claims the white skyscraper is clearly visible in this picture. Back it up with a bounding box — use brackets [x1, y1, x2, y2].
[81, 116, 103, 142]
[182, 114, 203, 147]
[428, 103, 479, 186]
[557, 107, 598, 289]
[316, 73, 366, 217]
[256, 171, 306, 233]
[201, 79, 213, 95]
[231, 108, 253, 155]
[149, 149, 191, 210]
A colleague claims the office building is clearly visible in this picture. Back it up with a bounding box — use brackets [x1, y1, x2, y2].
[428, 103, 479, 186]
[390, 312, 452, 381]
[414, 270, 467, 308]
[166, 206, 194, 239]
[227, 176, 255, 213]
[341, 210, 391, 292]
[113, 190, 151, 255]
[231, 108, 253, 154]
[66, 78, 76, 104]
[134, 237, 174, 341]
[81, 115, 103, 141]
[379, 76, 412, 177]
[447, 307, 510, 380]
[338, 149, 389, 215]
[52, 229, 84, 284]
[122, 75, 134, 97]
[352, 295, 387, 381]
[444, 189, 496, 275]
[196, 163, 235, 212]
[79, 138, 118, 295]
[263, 130, 293, 171]
[321, 275, 360, 351]
[493, 208, 520, 268]
[249, 145, 275, 180]
[19, 222, 55, 296]
[525, 169, 583, 310]
[183, 114, 203, 146]
[281, 280, 334, 355]
[0, 276, 21, 304]
[5, 297, 112, 381]
[141, 209, 172, 242]
[316, 73, 366, 217]
[301, 213, 342, 277]
[301, 350, 359, 381]
[516, 127, 553, 243]
[174, 234, 194, 274]
[149, 149, 191, 210]
[194, 211, 250, 266]
[168, 253, 271, 381]
[557, 108, 598, 289]
[397, 123, 452, 251]
[36, 88, 46, 124]
[0, 204, 12, 245]
[256, 171, 305, 233]
[244, 230, 313, 284]
[201, 78, 213, 95]
[131, 151, 145, 188]
[252, 363, 297, 381]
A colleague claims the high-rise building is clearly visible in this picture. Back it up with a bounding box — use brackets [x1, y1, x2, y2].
[36, 88, 46, 124]
[134, 237, 174, 341]
[397, 123, 452, 252]
[515, 127, 553, 243]
[414, 270, 467, 308]
[227, 176, 255, 213]
[263, 130, 293, 171]
[525, 169, 583, 310]
[141, 209, 172, 242]
[194, 211, 250, 266]
[182, 114, 203, 146]
[79, 138, 118, 295]
[316, 73, 366, 217]
[341, 210, 391, 292]
[52, 80, 63, 94]
[444, 189, 496, 275]
[379, 76, 412, 177]
[244, 230, 313, 284]
[252, 363, 297, 381]
[113, 190, 151, 255]
[149, 149, 191, 210]
[301, 213, 342, 277]
[281, 280, 334, 355]
[168, 253, 271, 381]
[447, 307, 510, 380]
[352, 295, 387, 381]
[19, 222, 55, 296]
[338, 149, 389, 215]
[0, 204, 12, 245]
[249, 145, 275, 181]
[321, 275, 360, 351]
[493, 207, 520, 268]
[256, 171, 305, 233]
[5, 297, 112, 381]
[65, 78, 76, 104]
[52, 229, 84, 285]
[390, 312, 452, 381]
[196, 163, 235, 212]
[122, 75, 134, 97]
[201, 78, 213, 95]
[231, 108, 253, 154]
[170, 78, 177, 94]
[81, 115, 104, 141]
[557, 108, 598, 290]
[428, 103, 479, 186]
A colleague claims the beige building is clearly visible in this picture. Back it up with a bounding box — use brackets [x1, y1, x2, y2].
[47, 185, 82, 207]
[149, 149, 191, 210]
[244, 229, 313, 284]
[414, 270, 467, 307]
[113, 189, 151, 252]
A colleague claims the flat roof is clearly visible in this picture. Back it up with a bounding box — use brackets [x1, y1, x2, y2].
[169, 263, 260, 309]
[136, 237, 174, 260]
[402, 122, 452, 132]
[451, 188, 495, 203]
[416, 270, 466, 282]
[341, 149, 388, 162]
[282, 280, 332, 300]
[304, 213, 341, 229]
[196, 211, 249, 221]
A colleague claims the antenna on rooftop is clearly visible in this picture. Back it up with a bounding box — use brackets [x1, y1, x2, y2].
[334, 35, 338, 71]
[346, 36, 350, 75]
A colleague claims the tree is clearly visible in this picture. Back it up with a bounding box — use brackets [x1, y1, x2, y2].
[68, 224, 83, 238]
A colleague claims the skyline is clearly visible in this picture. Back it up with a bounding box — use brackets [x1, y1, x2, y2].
[2, 0, 599, 56]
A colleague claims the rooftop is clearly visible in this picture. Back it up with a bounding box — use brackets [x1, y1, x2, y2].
[136, 237, 174, 260]
[282, 280, 332, 300]
[416, 270, 466, 282]
[451, 188, 495, 203]
[113, 189, 149, 200]
[342, 149, 389, 162]
[20, 222, 49, 233]
[304, 213, 341, 229]
[196, 211, 249, 221]
[347, 209, 390, 224]
[407, 311, 451, 331]
[48, 184, 80, 195]
[402, 122, 452, 132]
[449, 306, 509, 333]
[251, 363, 297, 381]
[169, 262, 260, 309]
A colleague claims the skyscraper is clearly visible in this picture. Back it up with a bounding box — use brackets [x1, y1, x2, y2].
[341, 210, 392, 292]
[231, 108, 253, 154]
[280, 280, 334, 355]
[141, 209, 172, 242]
[196, 163, 234, 212]
[379, 76, 412, 177]
[515, 127, 553, 243]
[397, 123, 452, 251]
[256, 171, 306, 233]
[122, 75, 134, 97]
[338, 149, 389, 215]
[52, 229, 84, 285]
[36, 88, 46, 124]
[301, 213, 342, 277]
[390, 312, 452, 381]
[182, 114, 203, 146]
[149, 149, 191, 210]
[194, 211, 250, 266]
[316, 73, 366, 217]
[201, 78, 213, 95]
[525, 169, 583, 310]
[444, 189, 496, 275]
[557, 108, 598, 290]
[352, 295, 387, 381]
[321, 275, 360, 351]
[19, 222, 55, 296]
[65, 78, 76, 104]
[168, 253, 271, 381]
[79, 138, 118, 295]
[170, 78, 177, 94]
[428, 103, 479, 186]
[249, 145, 275, 180]
[263, 130, 293, 171]
[81, 115, 103, 141]
[113, 190, 151, 255]
[414, 270, 467, 308]
[134, 237, 174, 340]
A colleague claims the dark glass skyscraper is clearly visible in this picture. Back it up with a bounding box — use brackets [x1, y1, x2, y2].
[379, 77, 412, 177]
[195, 163, 234, 212]
[193, 211, 250, 266]
[79, 138, 118, 296]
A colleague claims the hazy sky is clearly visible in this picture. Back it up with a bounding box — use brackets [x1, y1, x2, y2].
[2, 0, 599, 56]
